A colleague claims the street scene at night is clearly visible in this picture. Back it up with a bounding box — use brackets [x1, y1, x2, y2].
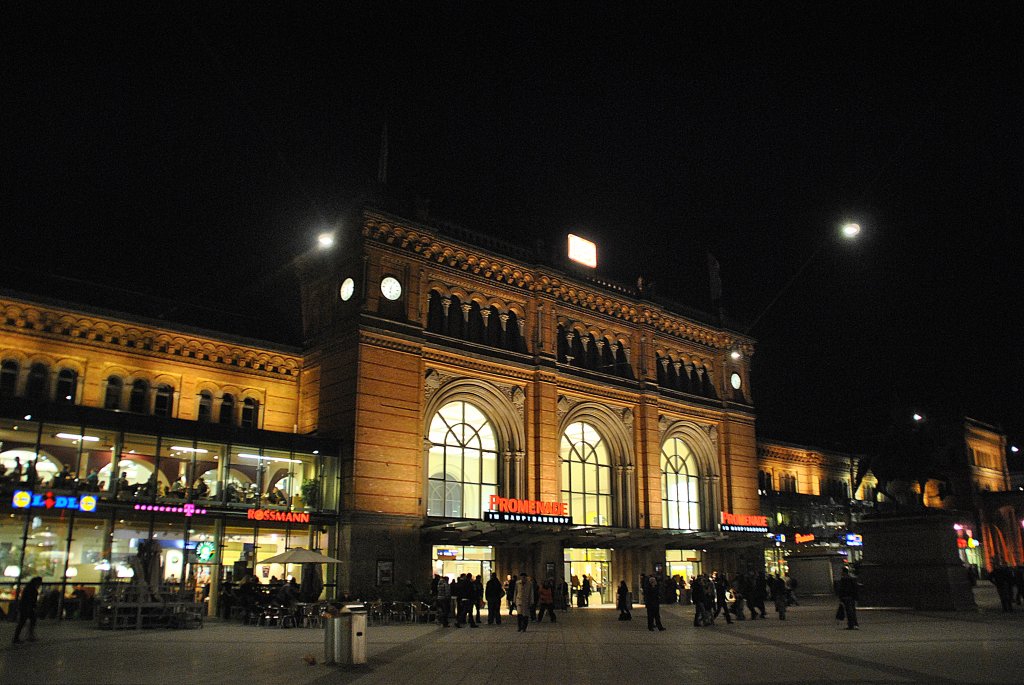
[2, 3, 1023, 683]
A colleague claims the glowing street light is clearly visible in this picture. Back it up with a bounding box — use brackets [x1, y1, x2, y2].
[317, 232, 335, 249]
[912, 413, 924, 422]
[841, 222, 861, 239]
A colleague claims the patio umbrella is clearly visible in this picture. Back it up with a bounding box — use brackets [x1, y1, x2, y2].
[259, 547, 343, 565]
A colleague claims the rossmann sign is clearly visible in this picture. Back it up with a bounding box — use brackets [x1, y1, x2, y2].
[247, 508, 311, 523]
[483, 495, 571, 524]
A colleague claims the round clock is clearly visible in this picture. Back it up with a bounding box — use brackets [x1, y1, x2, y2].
[380, 276, 402, 301]
[339, 277, 355, 301]
[730, 373, 743, 390]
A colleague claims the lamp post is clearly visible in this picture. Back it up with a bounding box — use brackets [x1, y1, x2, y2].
[744, 220, 863, 335]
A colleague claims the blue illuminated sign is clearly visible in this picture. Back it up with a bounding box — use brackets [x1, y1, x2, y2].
[845, 533, 863, 547]
[12, 490, 98, 512]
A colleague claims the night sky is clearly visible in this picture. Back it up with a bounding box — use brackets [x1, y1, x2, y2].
[3, 3, 1022, 455]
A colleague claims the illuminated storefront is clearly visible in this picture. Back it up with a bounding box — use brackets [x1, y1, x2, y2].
[0, 412, 338, 616]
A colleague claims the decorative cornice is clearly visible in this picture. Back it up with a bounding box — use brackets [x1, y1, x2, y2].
[362, 211, 751, 351]
[422, 348, 534, 381]
[358, 330, 424, 356]
[1, 298, 300, 378]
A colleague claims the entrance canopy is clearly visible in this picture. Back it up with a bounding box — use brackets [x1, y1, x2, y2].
[421, 520, 767, 551]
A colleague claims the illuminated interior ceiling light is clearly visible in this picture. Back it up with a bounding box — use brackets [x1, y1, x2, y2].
[237, 453, 302, 464]
[56, 433, 100, 442]
[3, 565, 19, 577]
[65, 566, 78, 577]
[170, 446, 209, 453]
[567, 234, 597, 268]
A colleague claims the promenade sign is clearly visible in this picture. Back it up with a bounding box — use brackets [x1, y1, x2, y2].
[720, 511, 769, 533]
[483, 495, 571, 524]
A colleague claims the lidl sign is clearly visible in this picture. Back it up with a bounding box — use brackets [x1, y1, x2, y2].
[12, 490, 98, 512]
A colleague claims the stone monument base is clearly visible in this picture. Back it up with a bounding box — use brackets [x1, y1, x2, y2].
[856, 510, 976, 611]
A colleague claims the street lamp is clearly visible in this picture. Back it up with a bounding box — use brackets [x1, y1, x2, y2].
[912, 413, 924, 422]
[744, 219, 863, 334]
[317, 232, 336, 249]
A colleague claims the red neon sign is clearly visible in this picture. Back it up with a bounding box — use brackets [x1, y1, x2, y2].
[247, 509, 311, 523]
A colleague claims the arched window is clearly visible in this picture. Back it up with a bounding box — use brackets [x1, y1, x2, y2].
[241, 397, 259, 429]
[197, 391, 213, 422]
[56, 369, 78, 404]
[661, 437, 700, 530]
[560, 422, 612, 526]
[0, 360, 19, 397]
[219, 393, 235, 425]
[153, 384, 174, 417]
[426, 401, 499, 519]
[104, 376, 123, 409]
[25, 363, 49, 401]
[128, 379, 149, 413]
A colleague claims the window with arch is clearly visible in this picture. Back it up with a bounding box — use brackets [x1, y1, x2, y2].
[560, 422, 612, 526]
[153, 384, 174, 417]
[240, 397, 259, 429]
[56, 369, 78, 404]
[104, 376, 123, 409]
[219, 393, 235, 425]
[0, 360, 19, 397]
[758, 470, 774, 495]
[197, 391, 213, 422]
[25, 362, 49, 401]
[661, 437, 701, 530]
[426, 401, 499, 519]
[778, 473, 798, 493]
[128, 379, 149, 413]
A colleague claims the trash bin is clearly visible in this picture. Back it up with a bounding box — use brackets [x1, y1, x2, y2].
[323, 606, 367, 666]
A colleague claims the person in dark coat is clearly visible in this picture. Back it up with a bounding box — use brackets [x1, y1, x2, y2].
[506, 574, 517, 616]
[485, 572, 505, 624]
[580, 576, 592, 607]
[747, 571, 768, 619]
[454, 574, 478, 628]
[770, 573, 788, 620]
[713, 571, 733, 624]
[990, 565, 1015, 613]
[472, 575, 484, 622]
[644, 575, 665, 631]
[836, 567, 859, 629]
[616, 580, 632, 621]
[12, 576, 43, 644]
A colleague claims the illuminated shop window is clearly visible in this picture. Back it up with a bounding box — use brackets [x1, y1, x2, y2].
[661, 437, 700, 530]
[560, 422, 611, 526]
[427, 401, 498, 519]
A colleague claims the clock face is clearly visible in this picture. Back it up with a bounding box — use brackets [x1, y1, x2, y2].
[339, 277, 355, 301]
[380, 276, 402, 301]
[730, 373, 743, 390]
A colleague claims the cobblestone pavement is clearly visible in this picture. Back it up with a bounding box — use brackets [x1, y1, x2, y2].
[2, 587, 1022, 684]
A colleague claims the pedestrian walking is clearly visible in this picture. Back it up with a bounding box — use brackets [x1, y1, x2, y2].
[644, 575, 665, 631]
[485, 572, 505, 624]
[436, 576, 452, 627]
[770, 573, 787, 620]
[12, 576, 43, 644]
[836, 567, 859, 630]
[616, 580, 632, 621]
[537, 579, 557, 622]
[506, 574, 517, 616]
[713, 571, 733, 624]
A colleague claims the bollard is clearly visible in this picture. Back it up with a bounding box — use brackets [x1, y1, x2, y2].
[349, 607, 367, 665]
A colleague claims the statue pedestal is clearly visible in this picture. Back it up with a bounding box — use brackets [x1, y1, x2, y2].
[857, 510, 976, 611]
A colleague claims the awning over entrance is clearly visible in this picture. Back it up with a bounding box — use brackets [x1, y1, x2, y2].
[420, 520, 767, 551]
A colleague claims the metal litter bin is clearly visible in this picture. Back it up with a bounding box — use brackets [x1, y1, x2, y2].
[323, 605, 367, 665]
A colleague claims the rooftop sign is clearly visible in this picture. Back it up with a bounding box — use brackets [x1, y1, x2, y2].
[567, 234, 597, 268]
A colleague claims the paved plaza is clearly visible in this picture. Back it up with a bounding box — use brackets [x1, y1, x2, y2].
[2, 587, 1023, 684]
